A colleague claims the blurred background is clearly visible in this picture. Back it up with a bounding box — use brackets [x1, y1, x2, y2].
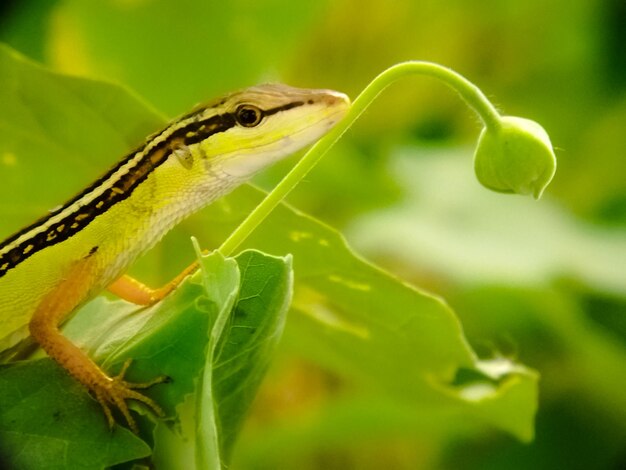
[1, 0, 625, 468]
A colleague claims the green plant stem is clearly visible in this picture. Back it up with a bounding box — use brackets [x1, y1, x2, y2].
[218, 61, 502, 256]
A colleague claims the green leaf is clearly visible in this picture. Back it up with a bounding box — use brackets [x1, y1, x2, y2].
[193, 184, 539, 442]
[0, 360, 151, 470]
[193, 248, 242, 469]
[211, 250, 293, 460]
[0, 249, 292, 469]
[0, 43, 538, 468]
[150, 249, 293, 470]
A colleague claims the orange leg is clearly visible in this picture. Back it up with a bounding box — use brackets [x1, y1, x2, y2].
[107, 259, 200, 306]
[29, 255, 165, 433]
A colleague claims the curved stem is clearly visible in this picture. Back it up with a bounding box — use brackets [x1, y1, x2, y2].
[219, 61, 502, 256]
[365, 62, 502, 132]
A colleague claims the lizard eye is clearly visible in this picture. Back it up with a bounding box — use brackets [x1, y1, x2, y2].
[235, 105, 263, 127]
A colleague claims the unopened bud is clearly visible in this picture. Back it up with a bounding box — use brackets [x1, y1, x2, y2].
[474, 116, 556, 199]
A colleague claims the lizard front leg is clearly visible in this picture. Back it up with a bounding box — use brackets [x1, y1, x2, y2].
[28, 253, 165, 433]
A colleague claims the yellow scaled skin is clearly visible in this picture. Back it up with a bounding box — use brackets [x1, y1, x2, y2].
[0, 84, 350, 432]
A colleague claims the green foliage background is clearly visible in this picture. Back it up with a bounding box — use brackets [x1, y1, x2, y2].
[0, 0, 625, 468]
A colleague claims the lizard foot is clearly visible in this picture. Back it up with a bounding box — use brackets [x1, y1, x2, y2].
[93, 358, 168, 433]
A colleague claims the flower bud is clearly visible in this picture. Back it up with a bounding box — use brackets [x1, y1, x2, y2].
[473, 116, 556, 199]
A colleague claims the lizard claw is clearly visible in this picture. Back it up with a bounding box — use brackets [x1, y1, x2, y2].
[93, 358, 168, 434]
